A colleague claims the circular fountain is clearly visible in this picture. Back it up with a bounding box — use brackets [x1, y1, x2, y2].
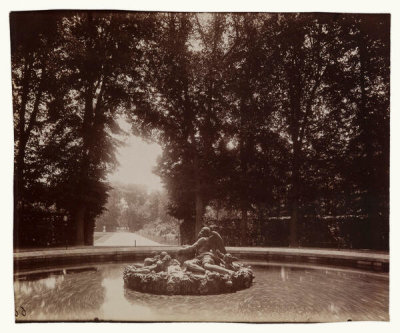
[14, 253, 389, 321]
[124, 227, 255, 295]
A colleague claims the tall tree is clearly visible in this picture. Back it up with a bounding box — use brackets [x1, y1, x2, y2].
[11, 12, 62, 246]
[267, 14, 346, 246]
[52, 12, 156, 245]
[339, 14, 390, 249]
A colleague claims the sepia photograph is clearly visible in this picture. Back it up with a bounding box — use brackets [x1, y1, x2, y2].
[10, 8, 390, 323]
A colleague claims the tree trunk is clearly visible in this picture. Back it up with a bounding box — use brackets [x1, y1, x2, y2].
[239, 98, 249, 246]
[75, 203, 86, 246]
[14, 147, 25, 248]
[195, 191, 203, 237]
[72, 63, 97, 245]
[289, 195, 299, 247]
[289, 139, 300, 247]
[14, 58, 46, 248]
[14, 54, 34, 246]
[15, 138, 26, 201]
[84, 214, 94, 245]
[358, 29, 378, 249]
[288, 77, 302, 247]
[193, 153, 204, 237]
[240, 204, 248, 246]
[180, 217, 195, 244]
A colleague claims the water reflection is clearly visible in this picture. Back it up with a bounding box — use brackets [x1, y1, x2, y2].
[14, 267, 105, 321]
[100, 266, 155, 320]
[14, 263, 389, 322]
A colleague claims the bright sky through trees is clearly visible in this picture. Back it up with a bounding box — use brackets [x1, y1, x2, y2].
[108, 119, 163, 192]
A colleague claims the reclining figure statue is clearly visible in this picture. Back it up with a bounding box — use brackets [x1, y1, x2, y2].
[178, 227, 240, 275]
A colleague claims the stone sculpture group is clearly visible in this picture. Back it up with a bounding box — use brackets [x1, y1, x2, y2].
[123, 227, 254, 295]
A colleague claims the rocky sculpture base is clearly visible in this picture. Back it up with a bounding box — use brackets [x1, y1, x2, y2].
[123, 265, 254, 295]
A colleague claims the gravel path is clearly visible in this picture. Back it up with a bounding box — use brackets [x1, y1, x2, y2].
[94, 232, 162, 246]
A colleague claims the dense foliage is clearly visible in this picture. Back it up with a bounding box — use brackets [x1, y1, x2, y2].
[12, 12, 389, 249]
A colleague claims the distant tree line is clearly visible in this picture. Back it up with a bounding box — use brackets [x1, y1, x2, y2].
[96, 184, 179, 240]
[12, 12, 389, 249]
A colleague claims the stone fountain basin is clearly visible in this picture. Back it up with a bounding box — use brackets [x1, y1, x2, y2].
[123, 265, 254, 295]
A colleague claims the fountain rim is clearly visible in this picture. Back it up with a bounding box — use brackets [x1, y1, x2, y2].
[14, 246, 389, 273]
